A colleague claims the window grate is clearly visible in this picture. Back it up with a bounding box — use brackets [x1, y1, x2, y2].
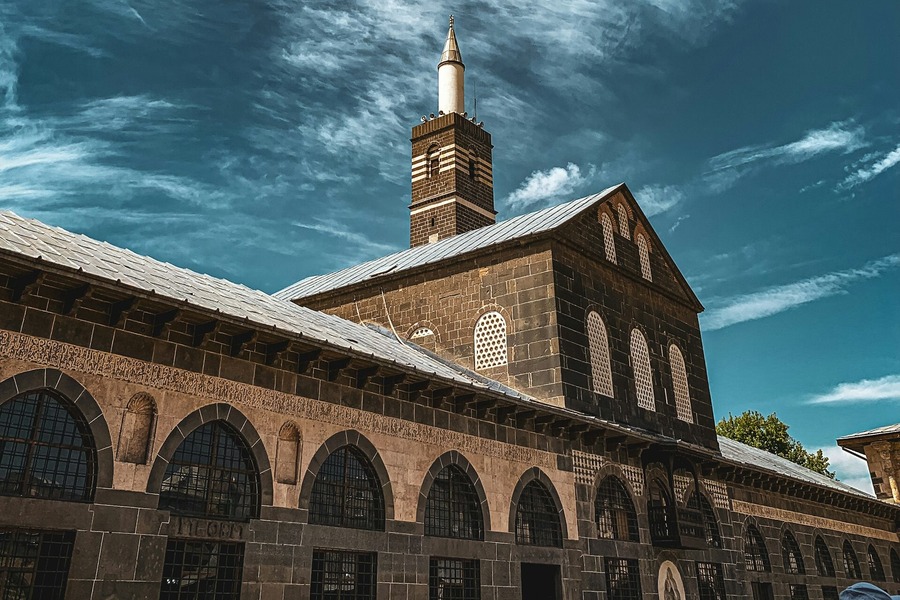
[636, 233, 652, 281]
[160, 539, 243, 600]
[617, 204, 631, 239]
[0, 389, 96, 502]
[587, 311, 614, 398]
[745, 525, 771, 572]
[515, 481, 562, 547]
[891, 548, 900, 583]
[869, 545, 886, 581]
[410, 327, 435, 340]
[0, 529, 75, 600]
[789, 584, 809, 600]
[630, 329, 656, 411]
[605, 558, 640, 600]
[474, 312, 507, 370]
[669, 344, 693, 422]
[429, 558, 480, 600]
[782, 530, 805, 575]
[600, 212, 617, 263]
[815, 536, 835, 577]
[696, 562, 726, 600]
[822, 587, 839, 600]
[425, 465, 483, 540]
[687, 492, 721, 548]
[311, 550, 377, 600]
[843, 541, 862, 579]
[595, 476, 638, 542]
[159, 421, 259, 521]
[309, 445, 385, 531]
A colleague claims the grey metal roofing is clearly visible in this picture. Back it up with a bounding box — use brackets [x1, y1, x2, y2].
[837, 423, 900, 441]
[717, 435, 874, 499]
[274, 183, 623, 300]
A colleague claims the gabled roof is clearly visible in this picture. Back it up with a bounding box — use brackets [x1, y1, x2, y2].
[837, 423, 900, 454]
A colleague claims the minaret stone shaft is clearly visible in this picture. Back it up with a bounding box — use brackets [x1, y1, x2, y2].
[438, 15, 465, 114]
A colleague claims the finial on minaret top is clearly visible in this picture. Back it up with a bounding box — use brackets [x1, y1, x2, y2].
[438, 16, 464, 114]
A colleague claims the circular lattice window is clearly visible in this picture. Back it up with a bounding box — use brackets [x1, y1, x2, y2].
[410, 327, 435, 340]
[474, 311, 508, 370]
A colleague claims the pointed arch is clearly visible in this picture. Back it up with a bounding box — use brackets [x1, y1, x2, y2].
[687, 490, 721, 548]
[815, 536, 836, 577]
[419, 452, 486, 540]
[630, 328, 656, 411]
[868, 545, 886, 581]
[617, 203, 631, 239]
[600, 211, 617, 263]
[890, 547, 900, 583]
[744, 521, 771, 572]
[587, 310, 614, 397]
[782, 529, 805, 574]
[842, 540, 861, 579]
[595, 475, 638, 542]
[509, 467, 566, 547]
[668, 344, 692, 422]
[417, 450, 489, 535]
[636, 232, 652, 281]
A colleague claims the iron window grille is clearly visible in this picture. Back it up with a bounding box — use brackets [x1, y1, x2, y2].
[822, 586, 839, 600]
[782, 530, 805, 575]
[843, 541, 862, 580]
[159, 421, 260, 521]
[815, 537, 836, 577]
[309, 445, 385, 531]
[744, 525, 771, 572]
[0, 389, 96, 502]
[869, 546, 886, 581]
[891, 548, 900, 583]
[789, 584, 809, 600]
[595, 476, 639, 542]
[696, 562, 726, 600]
[0, 529, 75, 600]
[424, 465, 483, 540]
[515, 480, 562, 547]
[605, 558, 641, 600]
[160, 539, 243, 600]
[311, 549, 377, 600]
[687, 492, 721, 548]
[751, 582, 774, 600]
[429, 558, 480, 600]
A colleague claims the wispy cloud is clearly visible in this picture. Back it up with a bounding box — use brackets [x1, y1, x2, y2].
[821, 445, 874, 495]
[702, 254, 900, 330]
[504, 163, 589, 210]
[808, 375, 900, 405]
[838, 143, 900, 190]
[635, 184, 685, 216]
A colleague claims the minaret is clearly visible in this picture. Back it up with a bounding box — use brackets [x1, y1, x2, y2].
[409, 16, 495, 247]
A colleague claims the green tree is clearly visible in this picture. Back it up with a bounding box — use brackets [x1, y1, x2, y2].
[716, 410, 835, 479]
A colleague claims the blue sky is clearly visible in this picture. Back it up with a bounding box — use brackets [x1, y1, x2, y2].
[1, 1, 897, 491]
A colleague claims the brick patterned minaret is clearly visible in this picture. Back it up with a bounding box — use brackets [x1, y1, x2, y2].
[410, 17, 495, 248]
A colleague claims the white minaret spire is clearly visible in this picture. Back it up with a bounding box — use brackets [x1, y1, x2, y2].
[438, 15, 465, 114]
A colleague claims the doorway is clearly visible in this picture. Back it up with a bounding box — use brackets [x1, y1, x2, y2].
[521, 563, 561, 600]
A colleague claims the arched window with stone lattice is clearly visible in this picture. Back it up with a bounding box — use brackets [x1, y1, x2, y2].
[868, 545, 886, 581]
[424, 465, 483, 540]
[587, 311, 614, 398]
[600, 212, 617, 263]
[629, 329, 656, 411]
[309, 445, 385, 531]
[668, 344, 693, 422]
[782, 530, 805, 574]
[815, 536, 836, 577]
[117, 392, 156, 464]
[0, 388, 97, 502]
[687, 491, 721, 548]
[745, 524, 771, 572]
[636, 233, 652, 281]
[843, 541, 862, 579]
[474, 311, 508, 370]
[275, 422, 301, 485]
[595, 476, 638, 542]
[617, 204, 631, 239]
[515, 480, 562, 547]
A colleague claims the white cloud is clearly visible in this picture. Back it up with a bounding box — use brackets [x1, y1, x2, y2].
[821, 445, 874, 495]
[635, 184, 685, 216]
[839, 143, 900, 190]
[702, 254, 900, 331]
[808, 375, 900, 405]
[504, 163, 588, 210]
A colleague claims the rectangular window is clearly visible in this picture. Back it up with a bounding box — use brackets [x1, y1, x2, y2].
[605, 558, 641, 600]
[822, 586, 839, 600]
[751, 582, 774, 600]
[160, 540, 244, 600]
[0, 529, 75, 600]
[789, 584, 809, 600]
[430, 558, 480, 600]
[312, 549, 377, 600]
[696, 562, 726, 600]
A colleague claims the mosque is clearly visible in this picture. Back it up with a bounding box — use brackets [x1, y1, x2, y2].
[0, 17, 896, 600]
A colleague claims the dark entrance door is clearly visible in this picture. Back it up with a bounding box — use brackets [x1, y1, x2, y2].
[521, 563, 561, 600]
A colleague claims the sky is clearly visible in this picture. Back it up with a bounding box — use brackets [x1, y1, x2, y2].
[1, 1, 897, 493]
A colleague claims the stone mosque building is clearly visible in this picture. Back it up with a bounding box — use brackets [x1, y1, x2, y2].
[0, 18, 896, 600]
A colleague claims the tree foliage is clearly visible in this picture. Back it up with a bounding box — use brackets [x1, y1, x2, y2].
[716, 410, 835, 479]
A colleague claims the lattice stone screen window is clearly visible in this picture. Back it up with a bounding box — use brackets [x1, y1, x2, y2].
[636, 233, 652, 281]
[669, 344, 693, 422]
[629, 329, 656, 411]
[410, 327, 435, 340]
[600, 212, 617, 263]
[474, 311, 508, 370]
[587, 311, 614, 397]
[617, 204, 631, 239]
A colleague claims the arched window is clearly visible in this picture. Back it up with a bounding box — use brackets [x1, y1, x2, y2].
[515, 480, 562, 547]
[669, 344, 692, 422]
[424, 465, 483, 540]
[843, 541, 861, 580]
[745, 524, 771, 572]
[309, 445, 385, 531]
[474, 311, 508, 370]
[410, 327, 435, 340]
[117, 392, 156, 464]
[617, 204, 630, 239]
[630, 329, 656, 411]
[587, 311, 614, 398]
[782, 530, 805, 574]
[815, 536, 836, 577]
[0, 389, 96, 502]
[159, 421, 260, 521]
[890, 548, 900, 583]
[595, 476, 638, 541]
[868, 545, 886, 581]
[427, 145, 440, 178]
[636, 233, 652, 281]
[600, 212, 617, 263]
[275, 421, 300, 485]
[687, 491, 721, 548]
